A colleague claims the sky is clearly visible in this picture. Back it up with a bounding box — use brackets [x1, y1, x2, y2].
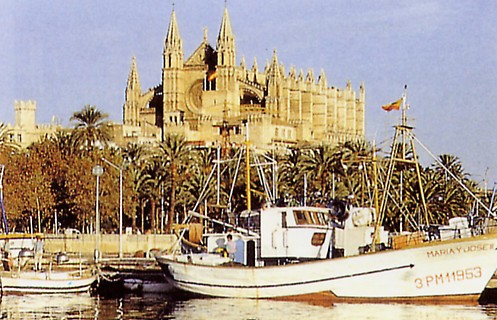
[1, 0, 496, 185]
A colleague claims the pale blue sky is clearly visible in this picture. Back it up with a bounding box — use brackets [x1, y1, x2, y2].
[1, 0, 496, 184]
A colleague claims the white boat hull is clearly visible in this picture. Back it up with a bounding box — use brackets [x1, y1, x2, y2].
[156, 235, 497, 301]
[0, 270, 97, 294]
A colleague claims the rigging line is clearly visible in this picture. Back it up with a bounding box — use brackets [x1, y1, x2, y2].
[192, 162, 218, 213]
[228, 147, 244, 207]
[409, 133, 494, 217]
[484, 184, 497, 231]
[253, 153, 272, 203]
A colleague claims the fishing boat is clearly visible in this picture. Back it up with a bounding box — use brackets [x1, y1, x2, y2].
[155, 94, 497, 302]
[156, 206, 497, 301]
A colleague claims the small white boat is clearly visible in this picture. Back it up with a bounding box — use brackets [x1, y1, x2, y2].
[0, 269, 97, 294]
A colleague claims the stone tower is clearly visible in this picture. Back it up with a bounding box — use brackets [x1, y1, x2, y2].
[162, 9, 185, 128]
[15, 100, 36, 130]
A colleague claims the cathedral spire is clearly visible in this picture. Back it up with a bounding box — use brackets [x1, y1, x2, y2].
[164, 8, 183, 68]
[203, 27, 208, 43]
[318, 69, 327, 88]
[266, 49, 283, 116]
[216, 7, 235, 66]
[267, 49, 281, 79]
[217, 7, 234, 47]
[124, 56, 142, 126]
[252, 57, 259, 73]
[126, 56, 141, 93]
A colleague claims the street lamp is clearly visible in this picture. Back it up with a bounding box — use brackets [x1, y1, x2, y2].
[0, 164, 9, 234]
[102, 157, 125, 258]
[92, 165, 104, 262]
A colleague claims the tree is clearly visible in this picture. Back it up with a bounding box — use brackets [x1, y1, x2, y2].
[178, 148, 217, 214]
[428, 154, 475, 222]
[299, 144, 337, 204]
[278, 147, 305, 205]
[158, 134, 191, 233]
[141, 155, 167, 233]
[50, 130, 77, 156]
[0, 123, 19, 161]
[70, 105, 112, 153]
[3, 143, 56, 232]
[122, 143, 149, 230]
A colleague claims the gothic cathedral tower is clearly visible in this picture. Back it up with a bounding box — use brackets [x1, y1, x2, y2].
[162, 9, 185, 127]
[215, 7, 238, 119]
[121, 6, 365, 148]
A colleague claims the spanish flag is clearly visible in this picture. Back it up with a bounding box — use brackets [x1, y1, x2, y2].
[381, 98, 403, 112]
[207, 70, 217, 81]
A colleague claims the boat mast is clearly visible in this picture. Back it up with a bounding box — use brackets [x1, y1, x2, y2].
[245, 120, 251, 212]
[379, 87, 430, 230]
[371, 145, 381, 248]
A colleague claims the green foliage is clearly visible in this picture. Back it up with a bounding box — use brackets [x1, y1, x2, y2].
[0, 109, 486, 235]
[70, 105, 112, 152]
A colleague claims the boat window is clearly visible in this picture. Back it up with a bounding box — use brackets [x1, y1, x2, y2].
[281, 211, 287, 228]
[311, 233, 326, 246]
[294, 210, 323, 225]
[239, 212, 260, 231]
[294, 211, 308, 225]
[311, 212, 326, 225]
[304, 211, 315, 224]
[316, 212, 326, 225]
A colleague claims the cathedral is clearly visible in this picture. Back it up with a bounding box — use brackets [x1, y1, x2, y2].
[120, 7, 365, 149]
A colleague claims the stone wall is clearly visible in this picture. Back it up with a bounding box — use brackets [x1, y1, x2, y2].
[43, 234, 176, 257]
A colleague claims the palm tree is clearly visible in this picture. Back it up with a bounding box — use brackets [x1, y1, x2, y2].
[336, 140, 375, 205]
[278, 147, 306, 205]
[122, 143, 149, 229]
[158, 134, 191, 233]
[299, 144, 338, 204]
[182, 148, 217, 212]
[50, 130, 77, 156]
[0, 123, 19, 156]
[70, 105, 112, 152]
[428, 154, 474, 222]
[140, 156, 167, 233]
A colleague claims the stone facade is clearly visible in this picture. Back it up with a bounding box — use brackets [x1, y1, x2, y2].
[121, 8, 365, 149]
[5, 100, 61, 148]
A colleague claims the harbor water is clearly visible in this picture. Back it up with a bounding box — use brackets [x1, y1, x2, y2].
[2, 293, 497, 319]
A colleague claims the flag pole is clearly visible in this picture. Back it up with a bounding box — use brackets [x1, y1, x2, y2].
[401, 84, 408, 128]
[401, 84, 408, 161]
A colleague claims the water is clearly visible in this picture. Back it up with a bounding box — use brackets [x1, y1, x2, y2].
[1, 293, 497, 319]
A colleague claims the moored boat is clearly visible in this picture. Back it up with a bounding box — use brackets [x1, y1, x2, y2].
[155, 93, 497, 302]
[156, 205, 497, 301]
[0, 268, 97, 295]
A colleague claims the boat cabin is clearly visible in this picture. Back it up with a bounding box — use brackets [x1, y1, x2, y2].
[259, 206, 334, 262]
[202, 205, 389, 267]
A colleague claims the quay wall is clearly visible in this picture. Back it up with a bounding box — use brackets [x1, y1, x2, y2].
[42, 234, 176, 257]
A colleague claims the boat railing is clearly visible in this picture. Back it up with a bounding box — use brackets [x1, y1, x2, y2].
[388, 216, 497, 250]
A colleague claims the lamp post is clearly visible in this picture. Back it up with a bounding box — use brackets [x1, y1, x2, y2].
[0, 164, 9, 234]
[92, 165, 104, 262]
[102, 158, 125, 258]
